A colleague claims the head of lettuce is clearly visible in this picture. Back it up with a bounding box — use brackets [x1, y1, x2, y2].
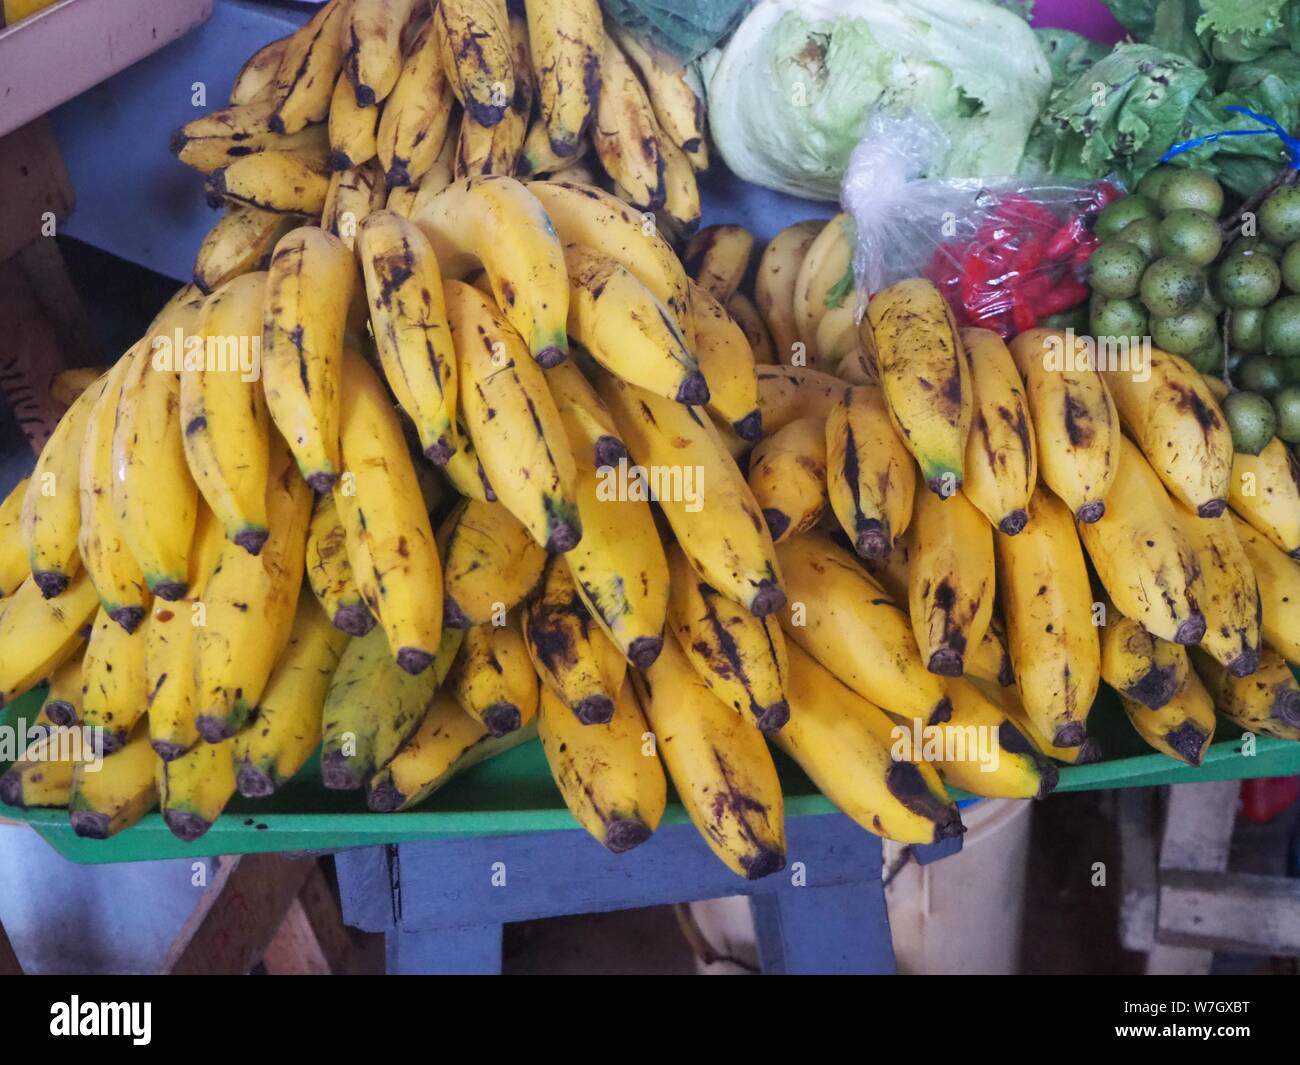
[703, 0, 1053, 200]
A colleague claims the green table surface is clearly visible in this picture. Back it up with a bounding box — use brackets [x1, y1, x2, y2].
[3, 684, 1299, 865]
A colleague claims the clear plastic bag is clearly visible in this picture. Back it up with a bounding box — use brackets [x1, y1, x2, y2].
[841, 112, 1119, 337]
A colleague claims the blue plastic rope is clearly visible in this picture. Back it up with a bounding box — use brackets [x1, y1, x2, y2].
[1160, 106, 1300, 169]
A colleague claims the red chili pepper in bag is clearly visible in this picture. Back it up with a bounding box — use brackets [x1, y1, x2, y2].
[1044, 215, 1088, 260]
[1032, 277, 1089, 317]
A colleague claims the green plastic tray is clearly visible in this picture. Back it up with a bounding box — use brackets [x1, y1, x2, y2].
[3, 686, 1299, 865]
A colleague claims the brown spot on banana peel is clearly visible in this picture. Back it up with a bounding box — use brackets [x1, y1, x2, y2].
[886, 762, 964, 841]
[1062, 393, 1093, 448]
[1125, 664, 1180, 709]
[1164, 721, 1209, 766]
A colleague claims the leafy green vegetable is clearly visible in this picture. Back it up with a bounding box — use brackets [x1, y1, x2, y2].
[1034, 28, 1109, 91]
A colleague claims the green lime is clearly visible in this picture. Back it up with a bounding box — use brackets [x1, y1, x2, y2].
[1041, 307, 1089, 333]
[1151, 307, 1218, 355]
[1158, 209, 1223, 265]
[1223, 391, 1278, 454]
[1230, 236, 1282, 259]
[1229, 306, 1266, 353]
[1183, 334, 1223, 374]
[1283, 358, 1300, 384]
[1216, 252, 1281, 309]
[1259, 185, 1300, 245]
[1239, 355, 1287, 394]
[1140, 257, 1205, 317]
[1090, 296, 1148, 339]
[1088, 241, 1148, 298]
[1275, 386, 1300, 443]
[1136, 166, 1177, 202]
[1096, 195, 1159, 240]
[1281, 241, 1300, 291]
[1117, 217, 1162, 260]
[1264, 294, 1300, 357]
[1158, 169, 1224, 217]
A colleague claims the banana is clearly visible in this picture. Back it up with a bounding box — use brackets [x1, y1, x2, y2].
[690, 281, 760, 440]
[600, 376, 784, 616]
[526, 0, 602, 157]
[526, 180, 691, 339]
[377, 19, 456, 188]
[413, 175, 569, 366]
[21, 371, 103, 596]
[0, 572, 97, 709]
[49, 369, 106, 408]
[825, 383, 916, 559]
[333, 348, 444, 672]
[384, 183, 419, 219]
[448, 619, 538, 737]
[211, 149, 332, 214]
[157, 738, 236, 841]
[445, 279, 581, 551]
[996, 486, 1100, 747]
[565, 243, 706, 404]
[342, 0, 422, 106]
[1078, 437, 1205, 645]
[357, 210, 458, 463]
[321, 160, 387, 249]
[235, 593, 350, 796]
[328, 70, 379, 171]
[866, 278, 971, 497]
[544, 356, 626, 469]
[1229, 436, 1300, 560]
[684, 225, 753, 305]
[408, 120, 462, 214]
[265, 0, 347, 134]
[262, 226, 354, 491]
[1230, 513, 1300, 664]
[979, 679, 1102, 765]
[322, 625, 461, 789]
[114, 293, 204, 599]
[1194, 646, 1300, 741]
[1100, 609, 1190, 711]
[1008, 328, 1120, 523]
[755, 364, 842, 436]
[756, 219, 826, 365]
[453, 8, 531, 178]
[42, 647, 85, 726]
[194, 434, 312, 741]
[519, 116, 588, 176]
[1175, 504, 1261, 677]
[437, 498, 545, 628]
[1120, 672, 1217, 765]
[814, 303, 858, 368]
[305, 493, 374, 636]
[908, 487, 994, 677]
[665, 543, 789, 731]
[78, 356, 149, 631]
[524, 556, 627, 725]
[747, 417, 828, 542]
[170, 98, 327, 173]
[367, 691, 537, 811]
[79, 605, 148, 753]
[960, 328, 1037, 535]
[1106, 347, 1233, 516]
[145, 591, 201, 761]
[727, 292, 776, 365]
[593, 32, 668, 208]
[182, 272, 271, 553]
[777, 533, 952, 727]
[778, 642, 962, 845]
[193, 206, 293, 295]
[0, 728, 77, 809]
[69, 720, 158, 839]
[539, 677, 664, 851]
[230, 34, 292, 106]
[794, 214, 854, 363]
[966, 612, 1016, 690]
[611, 27, 707, 170]
[657, 136, 701, 236]
[434, 0, 514, 128]
[633, 634, 785, 878]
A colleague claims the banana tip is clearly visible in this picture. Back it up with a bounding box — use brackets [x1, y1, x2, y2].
[366, 779, 404, 812]
[1036, 761, 1061, 799]
[627, 635, 664, 670]
[1166, 722, 1209, 766]
[575, 696, 615, 726]
[333, 604, 377, 637]
[1075, 738, 1104, 765]
[928, 697, 953, 726]
[396, 646, 435, 675]
[43, 699, 77, 728]
[1276, 691, 1300, 729]
[535, 345, 568, 369]
[0, 774, 21, 808]
[675, 371, 710, 406]
[151, 739, 191, 762]
[756, 700, 791, 732]
[321, 752, 364, 791]
[604, 818, 652, 853]
[594, 435, 628, 470]
[70, 811, 111, 839]
[1052, 722, 1086, 748]
[152, 579, 189, 602]
[998, 510, 1028, 535]
[762, 508, 791, 543]
[108, 605, 146, 634]
[443, 596, 473, 629]
[1227, 649, 1261, 678]
[233, 527, 269, 556]
[927, 648, 964, 677]
[1197, 499, 1227, 518]
[327, 151, 354, 173]
[33, 571, 68, 599]
[749, 581, 786, 618]
[1075, 501, 1105, 524]
[546, 522, 582, 554]
[236, 763, 276, 799]
[733, 410, 763, 443]
[743, 848, 786, 880]
[1173, 613, 1207, 646]
[483, 703, 522, 738]
[306, 471, 339, 494]
[853, 522, 891, 561]
[164, 811, 214, 842]
[195, 715, 234, 743]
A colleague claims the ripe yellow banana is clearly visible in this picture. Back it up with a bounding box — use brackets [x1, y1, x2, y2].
[333, 348, 443, 673]
[592, 33, 665, 207]
[665, 543, 789, 731]
[413, 175, 569, 366]
[1008, 328, 1119, 523]
[960, 327, 1037, 535]
[756, 220, 826, 365]
[195, 434, 311, 741]
[434, 0, 514, 129]
[996, 486, 1100, 747]
[1194, 645, 1300, 741]
[79, 605, 148, 752]
[684, 225, 753, 305]
[322, 625, 461, 789]
[0, 475, 31, 597]
[114, 294, 204, 600]
[524, 556, 627, 725]
[376, 19, 455, 188]
[978, 678, 1101, 765]
[657, 135, 701, 236]
[235, 593, 350, 796]
[727, 292, 776, 365]
[0, 573, 97, 708]
[1106, 348, 1233, 516]
[356, 210, 458, 463]
[814, 303, 858, 368]
[600, 375, 784, 616]
[756, 364, 841, 438]
[211, 148, 332, 214]
[825, 383, 916, 559]
[866, 278, 971, 496]
[1100, 609, 1190, 711]
[322, 160, 387, 249]
[454, 8, 531, 178]
[1229, 436, 1300, 560]
[368, 691, 536, 811]
[778, 641, 962, 845]
[966, 613, 1016, 690]
[328, 69, 379, 171]
[448, 619, 538, 737]
[437, 498, 546, 629]
[690, 281, 760, 440]
[0, 728, 76, 809]
[42, 646, 85, 727]
[408, 119, 461, 213]
[193, 206, 292, 295]
[633, 634, 785, 879]
[262, 226, 354, 491]
[305, 493, 374, 636]
[1078, 437, 1205, 646]
[182, 272, 271, 554]
[747, 416, 828, 543]
[342, 0, 422, 107]
[265, 0, 346, 134]
[777, 533, 952, 727]
[794, 214, 854, 365]
[69, 720, 158, 839]
[230, 34, 292, 106]
[908, 488, 994, 678]
[171, 104, 329, 174]
[611, 27, 707, 170]
[1174, 504, 1261, 677]
[519, 116, 587, 175]
[1121, 672, 1217, 765]
[1230, 513, 1300, 664]
[526, 0, 602, 157]
[544, 356, 626, 469]
[158, 738, 237, 841]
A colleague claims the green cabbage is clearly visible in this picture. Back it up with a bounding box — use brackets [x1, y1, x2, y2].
[702, 0, 1053, 200]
